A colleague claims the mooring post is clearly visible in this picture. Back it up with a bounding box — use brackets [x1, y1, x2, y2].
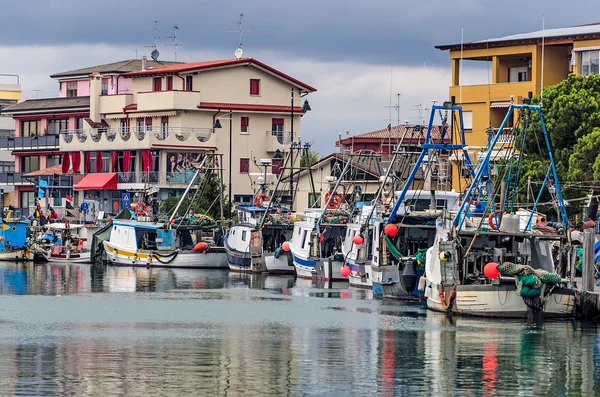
[583, 228, 595, 292]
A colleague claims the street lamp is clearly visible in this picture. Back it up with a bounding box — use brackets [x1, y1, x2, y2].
[213, 111, 233, 221]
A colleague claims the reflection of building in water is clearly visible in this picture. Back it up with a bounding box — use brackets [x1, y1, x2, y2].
[0, 262, 91, 295]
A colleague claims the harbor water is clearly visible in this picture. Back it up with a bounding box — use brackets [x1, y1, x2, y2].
[0, 262, 598, 396]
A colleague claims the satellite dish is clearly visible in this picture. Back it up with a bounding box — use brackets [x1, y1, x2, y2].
[233, 47, 243, 59]
[151, 49, 160, 61]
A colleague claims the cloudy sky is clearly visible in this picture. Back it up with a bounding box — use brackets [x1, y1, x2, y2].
[0, 0, 594, 153]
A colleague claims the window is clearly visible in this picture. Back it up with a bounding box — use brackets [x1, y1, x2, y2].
[0, 99, 17, 113]
[233, 194, 253, 204]
[161, 116, 168, 139]
[47, 155, 61, 167]
[66, 82, 77, 97]
[101, 78, 109, 95]
[136, 118, 144, 133]
[20, 191, 35, 210]
[153, 77, 162, 92]
[21, 156, 40, 173]
[241, 117, 249, 134]
[21, 120, 40, 137]
[301, 230, 307, 249]
[166, 76, 173, 90]
[580, 50, 600, 76]
[77, 117, 85, 131]
[47, 119, 68, 135]
[240, 158, 250, 173]
[120, 118, 129, 133]
[185, 76, 193, 91]
[509, 67, 528, 82]
[250, 79, 260, 95]
[242, 230, 247, 242]
[90, 151, 110, 173]
[145, 117, 152, 132]
[271, 118, 284, 136]
[272, 158, 283, 175]
[308, 193, 322, 208]
[462, 111, 473, 132]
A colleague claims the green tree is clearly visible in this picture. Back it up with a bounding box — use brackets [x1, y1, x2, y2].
[300, 147, 320, 168]
[568, 127, 600, 181]
[159, 171, 228, 220]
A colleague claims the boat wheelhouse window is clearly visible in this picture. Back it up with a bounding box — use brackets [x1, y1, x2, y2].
[298, 228, 301, 236]
[242, 230, 247, 241]
[301, 230, 307, 249]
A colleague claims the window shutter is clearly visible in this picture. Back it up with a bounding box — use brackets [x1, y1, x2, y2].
[241, 117, 249, 127]
[240, 158, 249, 173]
[272, 159, 283, 175]
[272, 118, 284, 125]
[145, 117, 152, 126]
[161, 116, 169, 124]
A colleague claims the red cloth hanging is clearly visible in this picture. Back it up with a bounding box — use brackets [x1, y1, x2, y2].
[122, 150, 131, 173]
[71, 152, 81, 173]
[111, 151, 118, 172]
[61, 153, 71, 174]
[141, 149, 152, 172]
[96, 151, 103, 173]
[84, 152, 91, 173]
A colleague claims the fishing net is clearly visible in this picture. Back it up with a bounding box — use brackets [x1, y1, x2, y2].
[497, 262, 562, 297]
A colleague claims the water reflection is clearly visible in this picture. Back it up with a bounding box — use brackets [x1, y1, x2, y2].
[0, 262, 598, 395]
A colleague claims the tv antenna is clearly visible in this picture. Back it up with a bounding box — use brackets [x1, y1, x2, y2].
[229, 13, 249, 59]
[163, 24, 182, 61]
[144, 21, 161, 60]
[384, 93, 402, 127]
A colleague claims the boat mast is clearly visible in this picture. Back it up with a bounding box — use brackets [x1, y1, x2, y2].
[168, 155, 209, 226]
[258, 150, 293, 230]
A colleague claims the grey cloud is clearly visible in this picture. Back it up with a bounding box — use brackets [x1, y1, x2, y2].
[2, 0, 596, 66]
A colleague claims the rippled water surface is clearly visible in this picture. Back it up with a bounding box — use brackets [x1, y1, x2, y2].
[0, 262, 598, 396]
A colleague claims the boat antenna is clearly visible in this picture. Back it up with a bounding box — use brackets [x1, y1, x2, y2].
[168, 155, 208, 226]
[541, 15, 545, 107]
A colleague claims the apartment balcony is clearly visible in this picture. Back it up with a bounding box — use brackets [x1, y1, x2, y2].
[136, 90, 202, 112]
[449, 81, 535, 103]
[60, 126, 217, 152]
[0, 135, 60, 151]
[493, 128, 516, 145]
[265, 131, 292, 152]
[0, 172, 33, 186]
[99, 94, 134, 114]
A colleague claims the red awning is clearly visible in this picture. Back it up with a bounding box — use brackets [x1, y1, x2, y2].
[74, 173, 117, 190]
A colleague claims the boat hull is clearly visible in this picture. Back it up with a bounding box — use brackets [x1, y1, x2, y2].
[426, 283, 576, 318]
[264, 252, 295, 274]
[224, 243, 268, 273]
[293, 255, 347, 281]
[103, 241, 228, 268]
[347, 261, 372, 289]
[370, 264, 426, 301]
[43, 251, 92, 264]
[0, 250, 32, 262]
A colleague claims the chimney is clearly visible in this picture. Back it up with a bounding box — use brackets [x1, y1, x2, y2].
[142, 56, 147, 71]
[89, 72, 103, 122]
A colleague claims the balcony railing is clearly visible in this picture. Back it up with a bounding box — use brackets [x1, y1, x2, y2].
[0, 135, 60, 150]
[117, 172, 160, 184]
[492, 128, 515, 145]
[0, 172, 32, 185]
[265, 130, 293, 152]
[60, 126, 214, 150]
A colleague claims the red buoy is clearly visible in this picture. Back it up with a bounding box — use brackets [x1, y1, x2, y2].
[353, 235, 364, 245]
[384, 224, 398, 237]
[282, 241, 291, 252]
[340, 266, 351, 277]
[193, 242, 209, 252]
[484, 262, 500, 279]
[319, 234, 325, 243]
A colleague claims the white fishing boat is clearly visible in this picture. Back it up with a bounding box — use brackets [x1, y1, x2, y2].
[39, 223, 93, 263]
[341, 203, 374, 288]
[420, 101, 576, 319]
[225, 157, 295, 274]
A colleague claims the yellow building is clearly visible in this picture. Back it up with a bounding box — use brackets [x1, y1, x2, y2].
[0, 77, 22, 206]
[436, 22, 600, 189]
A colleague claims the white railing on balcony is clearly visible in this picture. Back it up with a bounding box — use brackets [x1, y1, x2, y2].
[491, 128, 515, 145]
[60, 126, 214, 147]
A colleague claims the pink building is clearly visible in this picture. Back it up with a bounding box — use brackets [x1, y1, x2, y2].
[0, 59, 179, 213]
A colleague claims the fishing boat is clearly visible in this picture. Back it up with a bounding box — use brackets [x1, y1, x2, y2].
[341, 203, 374, 288]
[421, 101, 576, 318]
[98, 154, 228, 268]
[0, 220, 33, 261]
[225, 155, 297, 274]
[41, 223, 92, 263]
